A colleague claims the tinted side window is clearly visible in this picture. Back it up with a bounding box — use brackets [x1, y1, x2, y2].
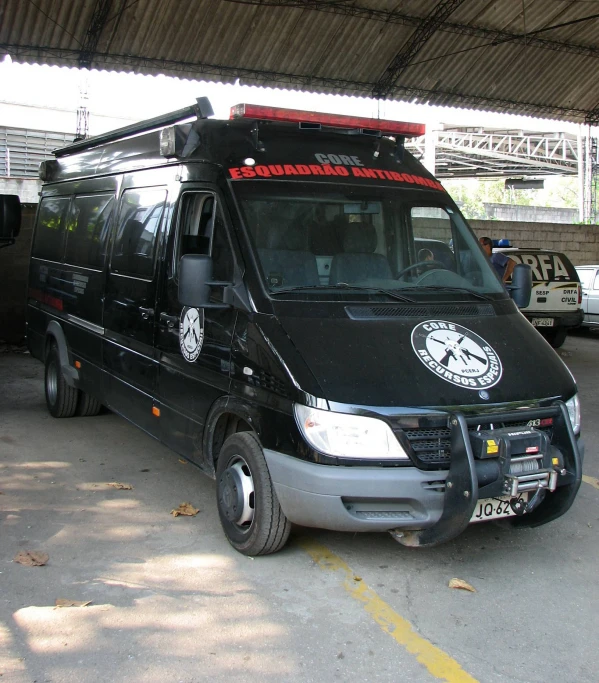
[177, 192, 233, 302]
[179, 193, 215, 258]
[111, 188, 167, 278]
[65, 194, 115, 269]
[32, 197, 69, 261]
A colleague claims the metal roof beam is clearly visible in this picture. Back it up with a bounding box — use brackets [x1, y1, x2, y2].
[227, 0, 599, 60]
[373, 0, 466, 100]
[79, 0, 113, 69]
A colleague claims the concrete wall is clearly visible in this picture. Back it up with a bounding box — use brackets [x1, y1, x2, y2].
[470, 219, 599, 266]
[483, 203, 578, 224]
[0, 177, 41, 204]
[0, 205, 35, 344]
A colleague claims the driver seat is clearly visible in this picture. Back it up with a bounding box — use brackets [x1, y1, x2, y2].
[329, 222, 392, 284]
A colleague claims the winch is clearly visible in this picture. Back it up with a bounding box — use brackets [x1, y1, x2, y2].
[470, 426, 561, 506]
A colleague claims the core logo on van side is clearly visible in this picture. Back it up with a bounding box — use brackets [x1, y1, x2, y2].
[179, 307, 205, 362]
[411, 320, 503, 390]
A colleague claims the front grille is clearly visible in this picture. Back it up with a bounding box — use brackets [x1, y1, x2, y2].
[400, 416, 554, 470]
[404, 428, 451, 468]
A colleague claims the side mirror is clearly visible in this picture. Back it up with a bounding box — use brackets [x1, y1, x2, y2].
[0, 194, 21, 244]
[506, 263, 532, 308]
[178, 254, 233, 309]
[178, 254, 213, 307]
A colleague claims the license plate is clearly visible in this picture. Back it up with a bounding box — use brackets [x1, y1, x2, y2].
[532, 318, 554, 327]
[470, 495, 528, 523]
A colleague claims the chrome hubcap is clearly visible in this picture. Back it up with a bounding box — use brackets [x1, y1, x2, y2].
[218, 456, 255, 529]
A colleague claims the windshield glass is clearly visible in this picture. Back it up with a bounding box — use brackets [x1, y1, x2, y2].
[233, 181, 505, 299]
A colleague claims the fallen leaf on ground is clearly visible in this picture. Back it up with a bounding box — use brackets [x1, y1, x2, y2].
[448, 578, 476, 592]
[178, 459, 187, 465]
[14, 551, 49, 566]
[107, 482, 132, 490]
[171, 502, 199, 517]
[55, 599, 92, 608]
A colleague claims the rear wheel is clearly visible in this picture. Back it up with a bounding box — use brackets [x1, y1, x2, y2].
[216, 432, 291, 556]
[45, 344, 79, 418]
[540, 326, 568, 348]
[76, 391, 102, 417]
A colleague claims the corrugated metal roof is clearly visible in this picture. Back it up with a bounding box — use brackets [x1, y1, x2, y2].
[2, 0, 599, 122]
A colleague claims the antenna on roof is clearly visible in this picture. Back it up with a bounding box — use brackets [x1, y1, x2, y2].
[55, 97, 214, 157]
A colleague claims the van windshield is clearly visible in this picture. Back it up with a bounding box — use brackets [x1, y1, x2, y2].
[234, 181, 506, 300]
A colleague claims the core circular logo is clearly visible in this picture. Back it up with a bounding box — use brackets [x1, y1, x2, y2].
[411, 320, 502, 390]
[179, 307, 204, 362]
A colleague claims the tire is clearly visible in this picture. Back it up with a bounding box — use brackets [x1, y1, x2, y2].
[76, 391, 102, 417]
[216, 432, 291, 556]
[45, 344, 79, 418]
[540, 326, 568, 349]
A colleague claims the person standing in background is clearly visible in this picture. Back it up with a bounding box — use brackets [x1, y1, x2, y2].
[479, 236, 515, 282]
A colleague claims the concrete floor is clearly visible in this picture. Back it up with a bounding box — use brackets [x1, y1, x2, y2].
[1, 332, 598, 683]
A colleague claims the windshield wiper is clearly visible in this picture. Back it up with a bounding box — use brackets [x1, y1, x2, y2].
[400, 285, 494, 301]
[270, 284, 417, 303]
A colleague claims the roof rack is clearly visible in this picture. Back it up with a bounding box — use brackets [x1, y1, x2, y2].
[54, 97, 214, 158]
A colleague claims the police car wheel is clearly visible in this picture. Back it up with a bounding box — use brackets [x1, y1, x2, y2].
[540, 327, 568, 349]
[44, 344, 79, 418]
[216, 432, 291, 556]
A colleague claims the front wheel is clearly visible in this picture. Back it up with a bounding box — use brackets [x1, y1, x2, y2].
[216, 432, 291, 556]
[45, 344, 79, 418]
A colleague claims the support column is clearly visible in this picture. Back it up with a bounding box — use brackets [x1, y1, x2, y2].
[577, 125, 585, 223]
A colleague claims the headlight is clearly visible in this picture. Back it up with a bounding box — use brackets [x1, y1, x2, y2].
[294, 404, 409, 460]
[565, 394, 581, 435]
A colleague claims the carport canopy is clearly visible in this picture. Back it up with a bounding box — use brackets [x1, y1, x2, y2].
[2, 0, 599, 124]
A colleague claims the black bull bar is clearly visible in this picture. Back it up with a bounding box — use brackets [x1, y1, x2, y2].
[392, 401, 582, 547]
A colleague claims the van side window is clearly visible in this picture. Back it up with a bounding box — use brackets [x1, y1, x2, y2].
[32, 197, 70, 262]
[65, 194, 115, 269]
[177, 192, 233, 299]
[179, 193, 215, 258]
[111, 188, 167, 278]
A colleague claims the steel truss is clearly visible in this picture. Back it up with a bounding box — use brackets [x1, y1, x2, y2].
[225, 0, 599, 60]
[407, 128, 581, 178]
[373, 0, 466, 100]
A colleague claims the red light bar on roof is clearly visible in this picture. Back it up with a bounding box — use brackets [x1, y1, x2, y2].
[230, 103, 425, 137]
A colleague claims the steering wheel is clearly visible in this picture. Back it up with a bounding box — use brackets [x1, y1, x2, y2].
[396, 260, 448, 280]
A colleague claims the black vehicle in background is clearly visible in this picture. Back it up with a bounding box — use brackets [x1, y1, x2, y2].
[1, 99, 583, 554]
[0, 194, 20, 249]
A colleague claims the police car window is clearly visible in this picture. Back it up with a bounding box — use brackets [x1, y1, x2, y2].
[409, 207, 455, 270]
[111, 188, 167, 278]
[577, 269, 593, 289]
[64, 194, 115, 269]
[32, 197, 70, 262]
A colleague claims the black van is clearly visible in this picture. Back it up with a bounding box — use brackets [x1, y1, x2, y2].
[5, 99, 583, 554]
